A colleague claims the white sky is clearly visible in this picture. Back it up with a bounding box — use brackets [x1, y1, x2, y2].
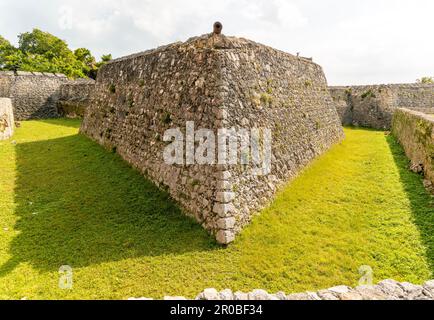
[1, 0, 433, 85]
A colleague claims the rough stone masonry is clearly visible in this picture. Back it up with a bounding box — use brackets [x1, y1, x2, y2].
[392, 108, 434, 189]
[129, 279, 434, 300]
[57, 78, 95, 118]
[0, 71, 68, 120]
[329, 83, 434, 130]
[81, 29, 344, 244]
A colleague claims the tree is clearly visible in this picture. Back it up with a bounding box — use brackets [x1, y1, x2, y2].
[19, 29, 71, 58]
[74, 48, 97, 78]
[0, 35, 22, 71]
[416, 77, 434, 84]
[0, 29, 111, 79]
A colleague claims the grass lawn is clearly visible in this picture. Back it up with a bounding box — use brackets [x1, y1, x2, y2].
[0, 119, 432, 299]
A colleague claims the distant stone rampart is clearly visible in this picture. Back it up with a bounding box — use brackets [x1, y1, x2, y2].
[0, 71, 69, 120]
[330, 83, 434, 129]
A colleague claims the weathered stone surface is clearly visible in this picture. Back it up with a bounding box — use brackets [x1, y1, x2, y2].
[80, 32, 344, 244]
[216, 230, 235, 244]
[0, 71, 68, 120]
[128, 280, 434, 300]
[377, 279, 406, 299]
[196, 288, 220, 300]
[216, 217, 236, 229]
[316, 289, 340, 300]
[354, 285, 388, 300]
[57, 78, 95, 118]
[340, 291, 364, 300]
[248, 289, 271, 300]
[330, 84, 434, 130]
[272, 292, 287, 300]
[423, 280, 434, 298]
[219, 289, 234, 300]
[392, 109, 434, 188]
[398, 282, 424, 300]
[328, 285, 351, 295]
[233, 291, 249, 300]
[0, 98, 14, 140]
[213, 203, 236, 217]
[216, 192, 236, 203]
[286, 292, 311, 300]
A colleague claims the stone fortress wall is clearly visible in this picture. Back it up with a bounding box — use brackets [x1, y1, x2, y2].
[0, 98, 14, 140]
[392, 108, 434, 188]
[0, 71, 69, 120]
[329, 83, 434, 129]
[80, 32, 344, 244]
[57, 78, 95, 118]
[217, 37, 344, 240]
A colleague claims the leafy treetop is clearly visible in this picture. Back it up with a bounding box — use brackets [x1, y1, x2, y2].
[416, 77, 434, 84]
[0, 29, 111, 79]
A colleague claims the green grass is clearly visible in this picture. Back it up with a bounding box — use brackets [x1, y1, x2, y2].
[0, 119, 432, 299]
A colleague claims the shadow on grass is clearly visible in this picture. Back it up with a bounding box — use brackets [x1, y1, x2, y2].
[386, 135, 434, 274]
[0, 133, 217, 276]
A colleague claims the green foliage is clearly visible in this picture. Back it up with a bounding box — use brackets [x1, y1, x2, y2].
[0, 122, 432, 299]
[260, 92, 273, 106]
[0, 35, 22, 70]
[417, 77, 434, 84]
[162, 112, 172, 124]
[0, 29, 111, 79]
[108, 84, 116, 93]
[74, 48, 97, 79]
[361, 89, 376, 100]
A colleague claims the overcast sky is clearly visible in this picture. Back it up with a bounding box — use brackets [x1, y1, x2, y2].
[1, 0, 433, 85]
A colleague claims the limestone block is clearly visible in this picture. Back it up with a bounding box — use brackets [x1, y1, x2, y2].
[196, 288, 220, 300]
[216, 192, 235, 203]
[0, 98, 14, 140]
[213, 203, 236, 217]
[216, 230, 235, 244]
[248, 289, 271, 300]
[217, 217, 236, 229]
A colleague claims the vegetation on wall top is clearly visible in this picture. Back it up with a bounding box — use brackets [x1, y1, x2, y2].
[417, 77, 434, 84]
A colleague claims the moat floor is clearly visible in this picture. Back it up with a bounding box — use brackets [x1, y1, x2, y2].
[0, 119, 432, 299]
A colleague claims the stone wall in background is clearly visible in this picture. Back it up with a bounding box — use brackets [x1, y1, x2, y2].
[0, 71, 68, 120]
[81, 33, 344, 244]
[129, 279, 434, 300]
[329, 84, 434, 130]
[57, 79, 95, 118]
[0, 98, 14, 140]
[392, 108, 434, 188]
